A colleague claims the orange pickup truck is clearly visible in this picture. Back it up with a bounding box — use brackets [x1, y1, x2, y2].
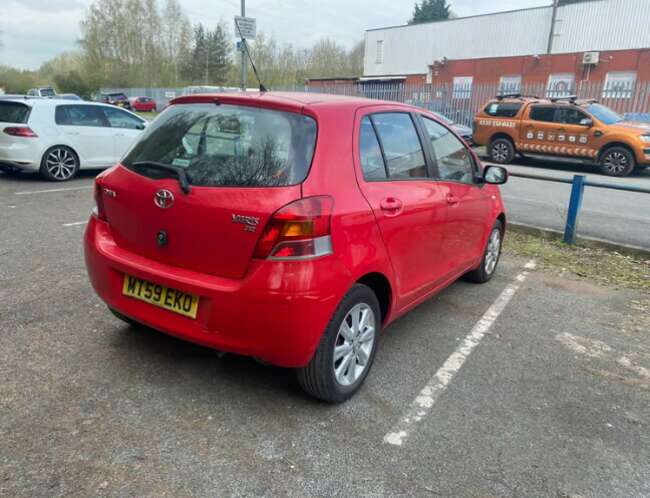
[473, 94, 650, 176]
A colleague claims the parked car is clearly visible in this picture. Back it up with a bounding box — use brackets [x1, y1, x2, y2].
[27, 87, 57, 98]
[84, 92, 508, 402]
[473, 94, 650, 176]
[131, 96, 157, 112]
[98, 92, 133, 111]
[430, 111, 473, 143]
[0, 98, 146, 181]
[58, 93, 83, 101]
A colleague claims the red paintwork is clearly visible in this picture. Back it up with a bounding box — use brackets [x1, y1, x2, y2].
[84, 92, 505, 368]
[131, 97, 157, 112]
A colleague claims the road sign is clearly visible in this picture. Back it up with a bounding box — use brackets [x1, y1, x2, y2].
[234, 16, 256, 39]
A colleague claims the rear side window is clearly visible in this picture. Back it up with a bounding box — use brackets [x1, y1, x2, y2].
[359, 117, 387, 180]
[0, 102, 31, 123]
[55, 105, 109, 127]
[122, 103, 317, 187]
[529, 106, 556, 122]
[484, 102, 522, 117]
[371, 113, 427, 179]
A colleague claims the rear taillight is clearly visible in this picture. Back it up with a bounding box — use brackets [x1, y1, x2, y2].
[254, 196, 334, 260]
[92, 178, 107, 221]
[3, 126, 38, 138]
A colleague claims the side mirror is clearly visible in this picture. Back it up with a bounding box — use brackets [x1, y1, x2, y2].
[136, 122, 146, 130]
[579, 118, 593, 127]
[482, 165, 508, 185]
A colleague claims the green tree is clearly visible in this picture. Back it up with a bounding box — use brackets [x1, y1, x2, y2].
[409, 0, 452, 24]
[207, 24, 232, 85]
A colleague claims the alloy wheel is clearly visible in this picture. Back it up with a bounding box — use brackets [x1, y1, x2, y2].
[332, 303, 376, 386]
[602, 151, 627, 174]
[46, 148, 77, 180]
[484, 228, 501, 275]
[492, 143, 509, 162]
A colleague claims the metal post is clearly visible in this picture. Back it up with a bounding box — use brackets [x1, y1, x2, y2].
[546, 0, 559, 54]
[240, 0, 247, 91]
[563, 174, 586, 244]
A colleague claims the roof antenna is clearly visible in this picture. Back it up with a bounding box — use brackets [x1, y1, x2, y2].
[235, 22, 267, 93]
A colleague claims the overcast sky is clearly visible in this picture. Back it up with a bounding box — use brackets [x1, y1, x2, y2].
[0, 0, 549, 70]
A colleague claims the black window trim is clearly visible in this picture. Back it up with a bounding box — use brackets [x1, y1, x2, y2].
[359, 110, 433, 183]
[415, 112, 482, 186]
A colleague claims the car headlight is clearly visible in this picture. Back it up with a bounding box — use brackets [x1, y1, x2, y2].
[640, 134, 650, 143]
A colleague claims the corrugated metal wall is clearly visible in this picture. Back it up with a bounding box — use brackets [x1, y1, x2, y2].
[364, 0, 650, 77]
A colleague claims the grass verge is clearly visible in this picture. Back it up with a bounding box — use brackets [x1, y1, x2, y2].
[503, 230, 650, 293]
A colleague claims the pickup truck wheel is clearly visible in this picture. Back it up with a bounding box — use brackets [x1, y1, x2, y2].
[489, 138, 515, 164]
[598, 147, 635, 177]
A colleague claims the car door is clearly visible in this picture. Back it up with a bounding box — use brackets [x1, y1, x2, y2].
[519, 104, 559, 155]
[419, 115, 493, 274]
[554, 106, 594, 158]
[355, 110, 449, 305]
[54, 104, 115, 167]
[101, 106, 146, 162]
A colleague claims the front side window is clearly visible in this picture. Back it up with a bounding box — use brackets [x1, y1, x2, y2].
[55, 105, 109, 127]
[555, 107, 588, 125]
[359, 116, 387, 180]
[103, 107, 144, 129]
[422, 117, 474, 183]
[371, 113, 427, 179]
[529, 106, 556, 123]
[122, 103, 317, 187]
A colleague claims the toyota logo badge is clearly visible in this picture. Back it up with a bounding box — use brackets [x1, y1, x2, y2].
[154, 189, 174, 209]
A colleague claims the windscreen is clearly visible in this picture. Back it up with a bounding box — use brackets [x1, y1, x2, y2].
[585, 103, 624, 125]
[0, 102, 31, 123]
[122, 103, 317, 187]
[40, 88, 56, 97]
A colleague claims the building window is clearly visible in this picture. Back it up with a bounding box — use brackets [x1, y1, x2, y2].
[547, 73, 575, 98]
[499, 75, 522, 95]
[452, 76, 473, 99]
[376, 41, 383, 64]
[602, 72, 636, 99]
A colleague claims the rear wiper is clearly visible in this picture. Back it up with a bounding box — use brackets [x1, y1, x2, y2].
[132, 161, 191, 194]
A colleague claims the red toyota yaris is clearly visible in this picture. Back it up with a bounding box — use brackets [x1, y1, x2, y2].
[84, 92, 507, 403]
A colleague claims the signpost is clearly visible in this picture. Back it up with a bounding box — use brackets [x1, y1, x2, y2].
[234, 8, 256, 91]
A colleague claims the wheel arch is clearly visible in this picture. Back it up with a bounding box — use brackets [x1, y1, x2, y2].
[490, 132, 516, 145]
[597, 141, 636, 162]
[40, 143, 81, 166]
[356, 272, 392, 325]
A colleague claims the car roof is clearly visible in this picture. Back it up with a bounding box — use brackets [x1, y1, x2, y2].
[0, 98, 132, 110]
[170, 91, 415, 113]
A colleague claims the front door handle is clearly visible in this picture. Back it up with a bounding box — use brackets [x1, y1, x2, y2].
[446, 194, 460, 206]
[380, 197, 403, 214]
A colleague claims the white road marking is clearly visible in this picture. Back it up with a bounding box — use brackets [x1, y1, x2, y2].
[62, 221, 88, 227]
[383, 259, 537, 447]
[14, 186, 93, 196]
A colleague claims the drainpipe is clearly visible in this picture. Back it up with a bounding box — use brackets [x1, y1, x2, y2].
[547, 0, 559, 54]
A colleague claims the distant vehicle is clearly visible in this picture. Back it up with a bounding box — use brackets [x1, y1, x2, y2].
[58, 94, 83, 101]
[429, 111, 473, 143]
[27, 87, 57, 98]
[84, 91, 508, 403]
[182, 86, 243, 96]
[473, 94, 650, 176]
[98, 92, 133, 111]
[131, 96, 157, 112]
[0, 98, 146, 181]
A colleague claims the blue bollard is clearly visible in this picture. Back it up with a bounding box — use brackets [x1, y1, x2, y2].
[563, 174, 586, 244]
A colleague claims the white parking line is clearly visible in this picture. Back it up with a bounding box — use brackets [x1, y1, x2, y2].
[62, 221, 88, 227]
[14, 186, 93, 196]
[383, 259, 537, 447]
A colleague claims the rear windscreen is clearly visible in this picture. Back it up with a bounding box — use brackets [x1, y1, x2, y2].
[0, 102, 31, 123]
[122, 103, 318, 187]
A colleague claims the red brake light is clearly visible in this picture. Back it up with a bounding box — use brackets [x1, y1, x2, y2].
[3, 126, 38, 138]
[254, 196, 334, 260]
[93, 178, 107, 221]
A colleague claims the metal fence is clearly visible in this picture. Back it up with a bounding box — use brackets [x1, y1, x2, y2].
[103, 80, 650, 125]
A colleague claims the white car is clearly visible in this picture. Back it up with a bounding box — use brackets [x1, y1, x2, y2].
[0, 98, 147, 181]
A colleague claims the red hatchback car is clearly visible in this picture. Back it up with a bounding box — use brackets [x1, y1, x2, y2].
[84, 92, 508, 402]
[131, 96, 157, 112]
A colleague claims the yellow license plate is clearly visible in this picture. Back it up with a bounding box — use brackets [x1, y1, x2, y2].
[122, 274, 199, 319]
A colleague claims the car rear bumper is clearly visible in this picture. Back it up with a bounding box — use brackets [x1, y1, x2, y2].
[0, 143, 39, 171]
[84, 216, 348, 367]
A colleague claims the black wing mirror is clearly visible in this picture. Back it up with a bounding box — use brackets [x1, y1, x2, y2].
[482, 165, 508, 185]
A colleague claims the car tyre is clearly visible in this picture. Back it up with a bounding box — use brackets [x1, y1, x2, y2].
[489, 138, 515, 164]
[108, 307, 138, 326]
[40, 146, 79, 181]
[297, 284, 381, 403]
[464, 220, 503, 284]
[598, 146, 635, 177]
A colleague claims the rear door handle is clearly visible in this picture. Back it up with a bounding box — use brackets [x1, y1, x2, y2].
[380, 197, 403, 214]
[446, 194, 460, 206]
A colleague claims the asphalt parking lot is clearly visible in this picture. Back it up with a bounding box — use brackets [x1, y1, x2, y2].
[1, 171, 649, 497]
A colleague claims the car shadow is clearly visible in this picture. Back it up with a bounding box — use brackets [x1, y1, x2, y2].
[0, 168, 104, 183]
